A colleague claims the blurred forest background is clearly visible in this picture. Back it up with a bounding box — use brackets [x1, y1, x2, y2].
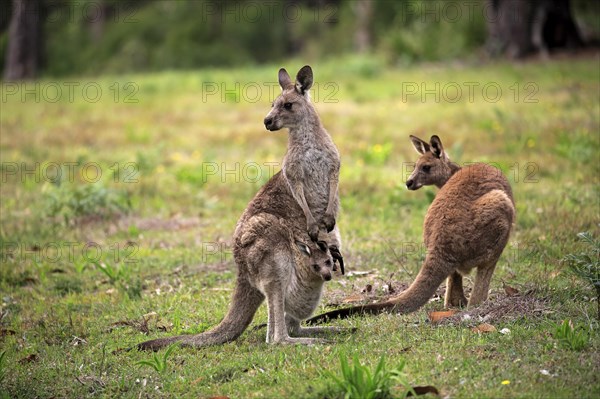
[1, 0, 599, 80]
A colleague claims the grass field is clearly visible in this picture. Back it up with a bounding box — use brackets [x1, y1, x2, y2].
[1, 53, 599, 398]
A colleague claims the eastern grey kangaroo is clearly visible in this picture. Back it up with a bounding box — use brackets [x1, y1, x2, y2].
[264, 65, 341, 243]
[307, 135, 515, 324]
[137, 216, 342, 351]
[137, 66, 345, 350]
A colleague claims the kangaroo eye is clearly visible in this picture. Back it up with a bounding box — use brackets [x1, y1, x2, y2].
[422, 165, 431, 173]
[283, 102, 292, 110]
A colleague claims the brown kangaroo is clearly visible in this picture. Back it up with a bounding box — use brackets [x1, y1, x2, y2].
[307, 135, 515, 324]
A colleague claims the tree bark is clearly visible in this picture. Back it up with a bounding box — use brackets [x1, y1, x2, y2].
[88, 0, 108, 43]
[486, 0, 583, 59]
[353, 0, 373, 53]
[3, 0, 43, 81]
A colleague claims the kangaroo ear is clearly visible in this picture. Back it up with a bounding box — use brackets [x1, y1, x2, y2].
[278, 68, 292, 90]
[430, 135, 446, 159]
[410, 135, 430, 155]
[295, 65, 313, 94]
[295, 241, 311, 256]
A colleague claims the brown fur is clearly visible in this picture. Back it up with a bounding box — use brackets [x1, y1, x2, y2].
[137, 67, 345, 350]
[307, 135, 515, 324]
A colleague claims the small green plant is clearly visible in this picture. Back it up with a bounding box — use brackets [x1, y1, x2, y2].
[172, 309, 182, 334]
[93, 260, 124, 284]
[73, 258, 87, 274]
[554, 319, 590, 351]
[326, 353, 414, 399]
[136, 344, 177, 374]
[92, 261, 141, 299]
[562, 232, 600, 319]
[31, 259, 48, 284]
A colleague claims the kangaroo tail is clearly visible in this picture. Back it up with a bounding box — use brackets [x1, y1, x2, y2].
[306, 253, 450, 324]
[137, 277, 264, 351]
[135, 335, 187, 352]
[305, 301, 393, 324]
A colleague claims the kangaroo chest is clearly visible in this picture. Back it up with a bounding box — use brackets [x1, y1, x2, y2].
[285, 277, 323, 320]
[283, 143, 339, 213]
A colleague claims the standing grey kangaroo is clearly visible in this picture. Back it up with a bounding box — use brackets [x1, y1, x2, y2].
[264, 65, 341, 243]
[307, 135, 515, 324]
[137, 66, 345, 350]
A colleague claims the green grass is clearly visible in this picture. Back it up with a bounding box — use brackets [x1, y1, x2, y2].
[1, 55, 599, 398]
[326, 353, 415, 399]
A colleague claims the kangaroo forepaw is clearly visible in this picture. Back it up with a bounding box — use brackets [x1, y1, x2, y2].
[328, 245, 345, 275]
[322, 213, 336, 232]
[308, 222, 320, 242]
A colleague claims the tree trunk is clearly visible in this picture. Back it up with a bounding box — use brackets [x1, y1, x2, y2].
[89, 0, 108, 43]
[353, 0, 373, 53]
[3, 0, 43, 81]
[486, 0, 583, 59]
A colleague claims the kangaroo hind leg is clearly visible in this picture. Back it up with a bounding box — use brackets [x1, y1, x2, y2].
[468, 264, 495, 308]
[265, 288, 325, 345]
[445, 271, 468, 308]
[285, 314, 348, 339]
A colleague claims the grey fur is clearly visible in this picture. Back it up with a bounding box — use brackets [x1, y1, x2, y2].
[263, 65, 341, 242]
[137, 66, 345, 351]
[137, 216, 342, 351]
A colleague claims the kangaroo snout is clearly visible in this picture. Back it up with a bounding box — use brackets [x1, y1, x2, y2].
[264, 116, 274, 130]
[312, 263, 332, 281]
[264, 116, 281, 131]
[406, 179, 420, 190]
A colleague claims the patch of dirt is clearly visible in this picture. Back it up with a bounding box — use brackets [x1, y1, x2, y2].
[322, 277, 442, 308]
[438, 289, 550, 326]
[321, 275, 549, 325]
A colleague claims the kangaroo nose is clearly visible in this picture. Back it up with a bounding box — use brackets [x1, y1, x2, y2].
[406, 179, 414, 189]
[264, 117, 273, 130]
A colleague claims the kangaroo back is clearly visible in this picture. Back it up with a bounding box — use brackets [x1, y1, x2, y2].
[308, 136, 515, 324]
[424, 163, 514, 267]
